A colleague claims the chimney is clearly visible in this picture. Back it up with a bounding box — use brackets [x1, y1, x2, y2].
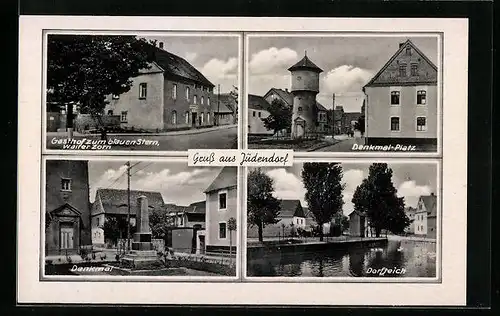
[430, 192, 435, 196]
[159, 42, 164, 49]
[137, 195, 149, 233]
[285, 88, 288, 93]
[399, 42, 405, 48]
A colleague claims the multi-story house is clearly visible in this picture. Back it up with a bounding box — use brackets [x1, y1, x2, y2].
[166, 201, 206, 229]
[363, 39, 438, 145]
[247, 199, 306, 238]
[45, 160, 92, 255]
[103, 42, 218, 131]
[90, 188, 164, 247]
[247, 94, 274, 136]
[404, 206, 417, 234]
[202, 167, 238, 255]
[414, 193, 437, 238]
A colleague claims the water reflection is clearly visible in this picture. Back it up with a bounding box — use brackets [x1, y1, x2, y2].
[247, 240, 436, 278]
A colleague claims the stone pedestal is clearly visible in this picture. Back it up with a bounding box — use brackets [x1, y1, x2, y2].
[120, 195, 161, 269]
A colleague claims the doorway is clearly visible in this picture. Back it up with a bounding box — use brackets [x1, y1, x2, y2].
[191, 112, 198, 127]
[60, 222, 75, 250]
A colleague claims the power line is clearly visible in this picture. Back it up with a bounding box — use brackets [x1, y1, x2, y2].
[102, 164, 128, 190]
[129, 162, 154, 177]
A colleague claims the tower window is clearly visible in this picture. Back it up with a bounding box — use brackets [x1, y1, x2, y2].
[61, 178, 71, 191]
[139, 83, 147, 99]
[298, 106, 303, 112]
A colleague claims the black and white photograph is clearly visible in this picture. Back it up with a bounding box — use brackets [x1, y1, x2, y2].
[43, 158, 238, 277]
[246, 35, 439, 153]
[246, 161, 439, 278]
[45, 34, 240, 152]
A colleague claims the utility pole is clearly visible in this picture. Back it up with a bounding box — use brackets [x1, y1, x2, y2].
[217, 84, 220, 126]
[126, 161, 131, 252]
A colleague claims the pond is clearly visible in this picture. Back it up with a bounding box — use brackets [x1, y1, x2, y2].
[247, 239, 437, 278]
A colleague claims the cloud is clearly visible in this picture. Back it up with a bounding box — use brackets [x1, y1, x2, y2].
[322, 65, 373, 94]
[91, 166, 215, 206]
[202, 57, 238, 79]
[249, 47, 298, 75]
[397, 180, 432, 208]
[266, 168, 306, 205]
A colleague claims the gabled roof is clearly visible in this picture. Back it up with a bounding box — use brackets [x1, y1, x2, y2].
[204, 167, 237, 193]
[188, 201, 206, 214]
[248, 94, 271, 111]
[279, 199, 305, 218]
[264, 88, 327, 112]
[364, 39, 438, 87]
[419, 194, 437, 217]
[288, 55, 323, 73]
[95, 188, 164, 215]
[216, 94, 237, 114]
[348, 209, 367, 217]
[49, 203, 82, 216]
[147, 44, 215, 87]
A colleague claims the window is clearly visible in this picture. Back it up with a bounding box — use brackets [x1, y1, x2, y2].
[416, 117, 427, 131]
[411, 64, 418, 76]
[172, 84, 177, 99]
[194, 95, 198, 104]
[399, 64, 407, 77]
[390, 117, 400, 131]
[179, 216, 184, 226]
[298, 106, 303, 112]
[96, 217, 100, 227]
[121, 111, 128, 123]
[219, 191, 227, 210]
[406, 47, 412, 55]
[219, 222, 227, 239]
[186, 87, 190, 100]
[61, 178, 71, 191]
[139, 83, 147, 99]
[201, 96, 204, 105]
[258, 112, 261, 118]
[112, 94, 120, 100]
[391, 91, 400, 105]
[252, 111, 256, 117]
[207, 97, 210, 105]
[185, 111, 189, 124]
[200, 112, 204, 124]
[417, 90, 427, 105]
[107, 110, 114, 115]
[207, 112, 210, 124]
[171, 110, 177, 125]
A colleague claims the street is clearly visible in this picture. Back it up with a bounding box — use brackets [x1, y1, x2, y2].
[46, 125, 238, 151]
[314, 137, 358, 152]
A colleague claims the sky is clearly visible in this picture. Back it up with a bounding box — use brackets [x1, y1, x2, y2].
[87, 161, 228, 206]
[247, 36, 438, 111]
[256, 162, 438, 216]
[144, 35, 239, 94]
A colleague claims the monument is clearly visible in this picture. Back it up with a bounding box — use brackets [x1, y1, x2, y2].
[120, 195, 160, 269]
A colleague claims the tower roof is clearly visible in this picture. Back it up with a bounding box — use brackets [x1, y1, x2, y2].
[288, 54, 323, 73]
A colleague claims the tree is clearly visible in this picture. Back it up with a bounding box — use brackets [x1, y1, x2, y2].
[149, 208, 174, 241]
[247, 168, 281, 242]
[102, 216, 136, 247]
[302, 163, 345, 241]
[340, 214, 350, 233]
[261, 99, 292, 137]
[47, 35, 156, 137]
[227, 217, 237, 256]
[352, 163, 410, 237]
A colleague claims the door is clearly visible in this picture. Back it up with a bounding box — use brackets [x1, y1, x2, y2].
[191, 113, 197, 127]
[60, 223, 75, 250]
[295, 123, 305, 138]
